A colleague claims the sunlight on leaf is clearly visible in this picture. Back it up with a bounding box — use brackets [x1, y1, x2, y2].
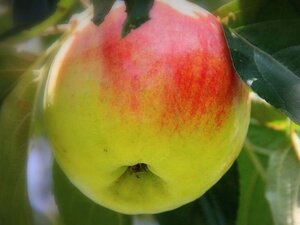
[250, 93, 287, 129]
[214, 0, 244, 28]
[291, 128, 300, 161]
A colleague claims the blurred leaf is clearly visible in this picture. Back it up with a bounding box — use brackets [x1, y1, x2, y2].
[290, 0, 300, 12]
[224, 19, 300, 124]
[237, 123, 289, 225]
[197, 163, 239, 225]
[239, 0, 300, 24]
[92, 0, 116, 25]
[266, 146, 300, 225]
[190, 0, 232, 11]
[155, 201, 203, 225]
[0, 32, 66, 224]
[155, 164, 239, 225]
[0, 45, 36, 105]
[237, 149, 273, 225]
[122, 0, 154, 37]
[250, 93, 287, 128]
[0, 1, 13, 34]
[0, 69, 38, 225]
[0, 0, 76, 45]
[0, 0, 59, 40]
[13, 0, 58, 27]
[53, 161, 133, 225]
[246, 123, 289, 157]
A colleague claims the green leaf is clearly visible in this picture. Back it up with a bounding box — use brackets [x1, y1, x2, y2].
[250, 94, 287, 127]
[53, 161, 132, 225]
[0, 0, 76, 45]
[237, 123, 289, 225]
[224, 19, 300, 124]
[239, 0, 300, 24]
[189, 0, 232, 11]
[0, 34, 68, 225]
[122, 0, 154, 37]
[92, 0, 116, 25]
[0, 70, 38, 225]
[218, 0, 300, 124]
[197, 164, 239, 225]
[237, 149, 273, 225]
[155, 201, 204, 225]
[266, 147, 300, 225]
[0, 45, 36, 105]
[0, 2, 13, 34]
[0, 0, 59, 41]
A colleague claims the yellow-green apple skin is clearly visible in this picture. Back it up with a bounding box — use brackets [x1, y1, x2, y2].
[43, 0, 250, 214]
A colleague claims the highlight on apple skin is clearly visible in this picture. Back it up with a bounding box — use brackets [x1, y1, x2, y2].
[43, 0, 250, 214]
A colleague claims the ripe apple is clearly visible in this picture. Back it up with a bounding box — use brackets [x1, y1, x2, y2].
[43, 0, 250, 214]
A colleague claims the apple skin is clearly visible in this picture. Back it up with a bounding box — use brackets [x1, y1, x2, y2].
[43, 0, 250, 214]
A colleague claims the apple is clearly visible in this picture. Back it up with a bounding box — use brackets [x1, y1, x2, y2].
[43, 0, 250, 214]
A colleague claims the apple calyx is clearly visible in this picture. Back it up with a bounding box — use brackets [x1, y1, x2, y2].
[130, 163, 148, 173]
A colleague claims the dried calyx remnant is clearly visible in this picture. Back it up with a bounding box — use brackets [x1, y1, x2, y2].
[129, 163, 148, 173]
